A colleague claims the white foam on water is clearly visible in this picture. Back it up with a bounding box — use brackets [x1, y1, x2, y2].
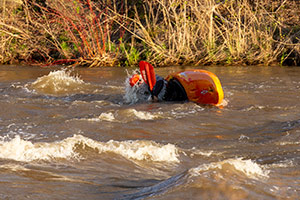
[242, 105, 266, 111]
[0, 135, 79, 162]
[71, 100, 117, 109]
[77, 112, 116, 122]
[104, 109, 161, 121]
[239, 134, 250, 140]
[168, 103, 205, 119]
[126, 109, 160, 120]
[91, 137, 180, 163]
[3, 123, 37, 141]
[219, 98, 228, 107]
[0, 135, 179, 163]
[27, 69, 89, 95]
[123, 70, 151, 104]
[265, 160, 294, 169]
[276, 141, 300, 146]
[98, 112, 115, 122]
[190, 158, 269, 180]
[124, 83, 151, 104]
[189, 149, 221, 158]
[75, 109, 163, 123]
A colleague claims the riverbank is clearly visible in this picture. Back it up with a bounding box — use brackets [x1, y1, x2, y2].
[1, 0, 300, 67]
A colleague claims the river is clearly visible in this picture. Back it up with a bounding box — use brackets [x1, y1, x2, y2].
[0, 65, 299, 199]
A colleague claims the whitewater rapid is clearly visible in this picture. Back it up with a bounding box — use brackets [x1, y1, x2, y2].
[0, 66, 299, 199]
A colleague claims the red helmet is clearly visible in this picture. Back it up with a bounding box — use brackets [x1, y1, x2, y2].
[129, 74, 141, 87]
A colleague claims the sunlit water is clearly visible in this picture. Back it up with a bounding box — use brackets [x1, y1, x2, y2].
[0, 65, 299, 199]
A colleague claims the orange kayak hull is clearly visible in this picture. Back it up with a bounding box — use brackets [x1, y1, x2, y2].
[166, 70, 224, 105]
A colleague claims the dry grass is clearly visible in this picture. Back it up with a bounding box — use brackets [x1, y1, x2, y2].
[131, 0, 300, 66]
[27, 0, 128, 66]
[1, 0, 127, 66]
[0, 0, 31, 63]
[0, 0, 300, 66]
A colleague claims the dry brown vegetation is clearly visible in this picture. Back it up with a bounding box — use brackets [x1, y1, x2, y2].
[134, 0, 300, 66]
[0, 0, 300, 66]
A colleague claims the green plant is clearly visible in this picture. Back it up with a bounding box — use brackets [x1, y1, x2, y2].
[120, 41, 140, 67]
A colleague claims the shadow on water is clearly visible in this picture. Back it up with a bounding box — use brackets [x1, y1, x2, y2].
[116, 171, 189, 200]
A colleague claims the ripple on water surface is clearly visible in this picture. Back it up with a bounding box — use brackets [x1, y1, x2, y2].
[0, 66, 300, 199]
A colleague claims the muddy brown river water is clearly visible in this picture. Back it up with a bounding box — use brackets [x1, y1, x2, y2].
[0, 65, 299, 199]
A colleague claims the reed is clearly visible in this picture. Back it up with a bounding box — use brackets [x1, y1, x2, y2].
[0, 0, 299, 66]
[130, 0, 300, 66]
[26, 0, 128, 67]
[0, 0, 128, 66]
[0, 0, 31, 63]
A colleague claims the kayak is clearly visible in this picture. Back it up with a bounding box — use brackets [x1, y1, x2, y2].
[165, 69, 224, 105]
[129, 61, 224, 106]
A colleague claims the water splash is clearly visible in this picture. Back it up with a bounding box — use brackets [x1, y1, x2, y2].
[0, 135, 180, 163]
[126, 109, 160, 120]
[0, 135, 79, 162]
[123, 70, 151, 104]
[190, 158, 269, 180]
[118, 158, 270, 200]
[189, 148, 221, 158]
[27, 69, 90, 95]
[98, 112, 116, 122]
[75, 108, 164, 122]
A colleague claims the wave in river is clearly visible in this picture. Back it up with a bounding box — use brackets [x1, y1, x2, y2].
[190, 158, 269, 180]
[27, 69, 91, 95]
[119, 158, 269, 199]
[0, 134, 179, 163]
[76, 108, 165, 123]
[96, 109, 161, 121]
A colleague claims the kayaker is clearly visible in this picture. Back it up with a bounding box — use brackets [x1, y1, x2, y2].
[128, 61, 224, 106]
